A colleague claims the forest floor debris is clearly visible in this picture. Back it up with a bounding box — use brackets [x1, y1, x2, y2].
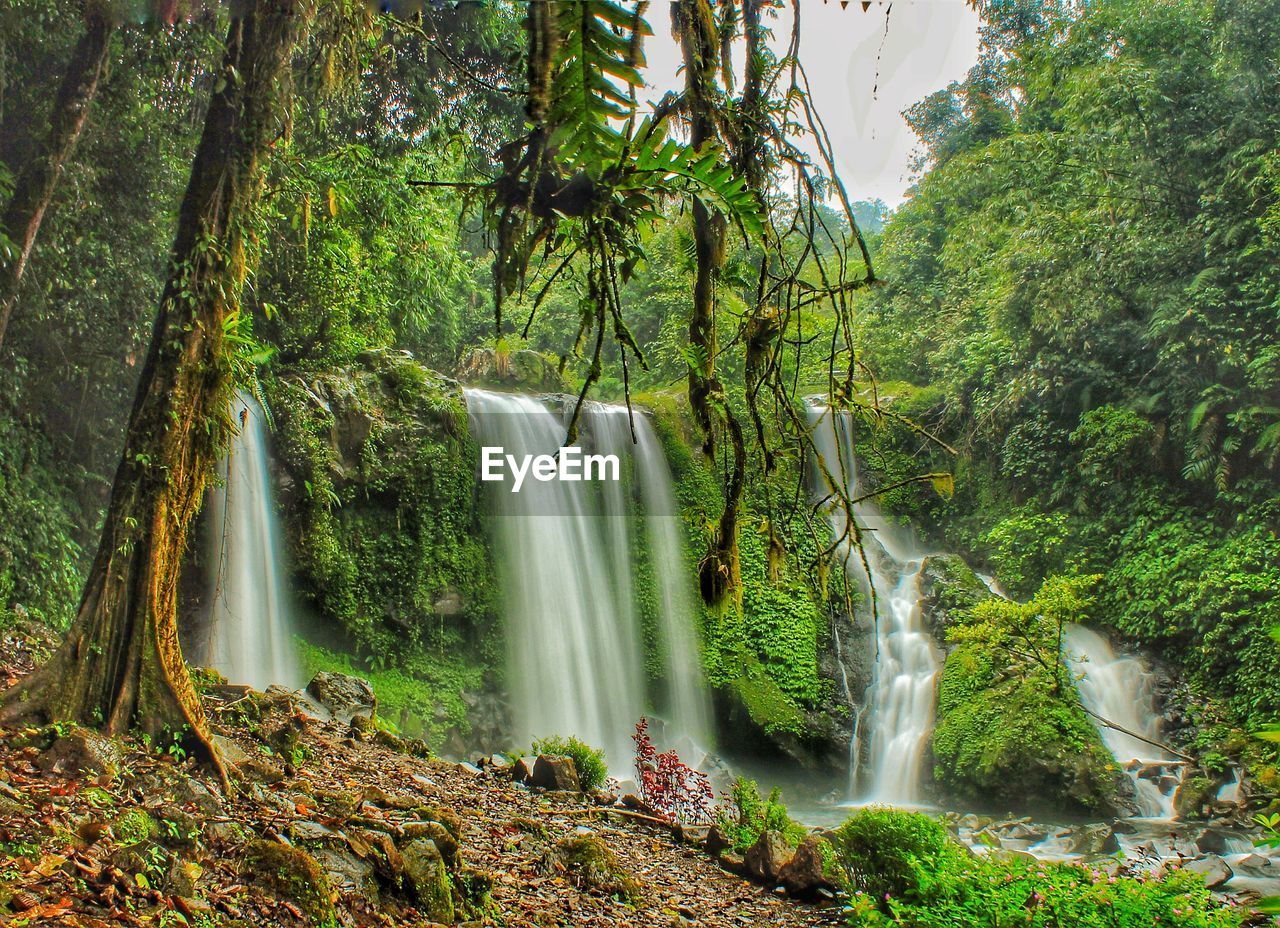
[0, 624, 841, 927]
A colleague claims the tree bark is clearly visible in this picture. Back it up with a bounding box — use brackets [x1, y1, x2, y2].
[0, 3, 115, 350]
[1, 0, 310, 777]
[676, 0, 744, 606]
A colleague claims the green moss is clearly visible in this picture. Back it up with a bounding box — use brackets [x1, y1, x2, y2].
[269, 351, 499, 742]
[400, 837, 455, 922]
[541, 835, 641, 904]
[531, 736, 608, 791]
[298, 641, 480, 748]
[244, 839, 336, 928]
[644, 391, 833, 737]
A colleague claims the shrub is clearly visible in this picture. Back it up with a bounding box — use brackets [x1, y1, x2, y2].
[533, 735, 608, 792]
[632, 718, 715, 824]
[714, 776, 806, 853]
[831, 811, 1243, 928]
[828, 808, 957, 903]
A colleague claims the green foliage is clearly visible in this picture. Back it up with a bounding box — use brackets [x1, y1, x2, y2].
[933, 576, 1119, 812]
[828, 809, 960, 903]
[834, 811, 1242, 928]
[851, 0, 1280, 769]
[272, 353, 498, 675]
[531, 735, 608, 792]
[714, 777, 806, 854]
[0, 414, 84, 627]
[646, 394, 832, 738]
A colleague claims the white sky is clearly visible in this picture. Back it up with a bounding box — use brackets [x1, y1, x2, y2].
[639, 1, 982, 206]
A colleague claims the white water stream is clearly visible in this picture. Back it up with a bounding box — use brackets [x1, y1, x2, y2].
[465, 389, 710, 768]
[808, 404, 942, 805]
[1063, 623, 1181, 819]
[204, 391, 302, 691]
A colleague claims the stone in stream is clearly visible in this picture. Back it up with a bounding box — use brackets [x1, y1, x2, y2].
[1184, 854, 1233, 889]
[305, 671, 376, 724]
[744, 830, 795, 884]
[1238, 853, 1272, 869]
[1069, 823, 1119, 856]
[528, 754, 581, 791]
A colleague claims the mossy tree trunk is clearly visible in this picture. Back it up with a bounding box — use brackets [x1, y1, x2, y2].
[0, 1, 115, 350]
[675, 0, 743, 606]
[0, 0, 310, 774]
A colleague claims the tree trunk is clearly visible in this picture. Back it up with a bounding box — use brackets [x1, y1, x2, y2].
[1, 0, 310, 777]
[0, 4, 115, 350]
[676, 0, 744, 606]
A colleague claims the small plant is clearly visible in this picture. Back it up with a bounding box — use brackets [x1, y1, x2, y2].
[632, 718, 714, 824]
[532, 735, 608, 792]
[714, 776, 805, 852]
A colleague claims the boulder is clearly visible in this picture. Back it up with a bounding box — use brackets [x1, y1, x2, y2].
[744, 830, 795, 884]
[1069, 823, 1119, 856]
[305, 671, 376, 724]
[541, 835, 640, 901]
[705, 825, 732, 858]
[37, 729, 122, 780]
[1195, 828, 1230, 855]
[511, 756, 535, 784]
[243, 840, 336, 928]
[402, 820, 460, 868]
[401, 838, 456, 923]
[529, 754, 580, 792]
[777, 835, 834, 897]
[1184, 854, 1233, 889]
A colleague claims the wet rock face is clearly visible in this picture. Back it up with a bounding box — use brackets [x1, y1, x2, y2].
[305, 671, 377, 724]
[1183, 853, 1233, 889]
[918, 553, 993, 639]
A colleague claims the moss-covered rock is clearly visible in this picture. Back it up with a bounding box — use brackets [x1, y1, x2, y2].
[932, 577, 1120, 815]
[244, 839, 336, 927]
[456, 345, 567, 392]
[541, 835, 641, 903]
[644, 390, 850, 767]
[400, 837, 455, 923]
[919, 553, 992, 637]
[269, 350, 497, 747]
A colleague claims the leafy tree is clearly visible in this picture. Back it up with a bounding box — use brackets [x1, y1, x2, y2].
[0, 0, 316, 773]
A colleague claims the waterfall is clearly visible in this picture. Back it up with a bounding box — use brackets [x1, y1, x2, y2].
[204, 390, 301, 691]
[465, 389, 710, 769]
[1062, 623, 1180, 819]
[808, 404, 942, 805]
[631, 417, 713, 749]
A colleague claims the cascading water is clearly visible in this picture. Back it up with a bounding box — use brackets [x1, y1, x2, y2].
[465, 389, 710, 768]
[1062, 623, 1180, 819]
[204, 391, 301, 691]
[631, 417, 713, 749]
[808, 404, 942, 805]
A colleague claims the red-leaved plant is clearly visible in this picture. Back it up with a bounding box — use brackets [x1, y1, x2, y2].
[633, 717, 715, 825]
